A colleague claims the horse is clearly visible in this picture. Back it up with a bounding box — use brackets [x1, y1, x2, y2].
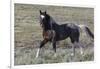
[35, 10, 94, 58]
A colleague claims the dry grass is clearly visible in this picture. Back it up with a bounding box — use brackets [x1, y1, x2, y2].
[14, 4, 94, 65]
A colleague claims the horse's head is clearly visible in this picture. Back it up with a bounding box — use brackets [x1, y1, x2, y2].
[39, 10, 50, 28]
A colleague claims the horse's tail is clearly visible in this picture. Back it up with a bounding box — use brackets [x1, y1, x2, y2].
[85, 26, 94, 39]
[78, 25, 94, 39]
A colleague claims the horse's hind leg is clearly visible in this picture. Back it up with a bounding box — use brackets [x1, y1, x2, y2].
[70, 36, 80, 56]
[71, 41, 84, 56]
[35, 39, 48, 58]
[69, 38, 76, 56]
[71, 43, 75, 56]
[71, 41, 77, 56]
[74, 41, 84, 55]
[77, 42, 84, 55]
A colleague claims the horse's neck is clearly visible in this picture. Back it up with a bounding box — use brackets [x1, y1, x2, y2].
[50, 17, 59, 26]
[43, 16, 59, 31]
[43, 22, 51, 31]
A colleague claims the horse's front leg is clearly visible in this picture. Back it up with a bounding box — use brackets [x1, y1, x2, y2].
[52, 41, 57, 57]
[35, 39, 48, 58]
[52, 41, 56, 53]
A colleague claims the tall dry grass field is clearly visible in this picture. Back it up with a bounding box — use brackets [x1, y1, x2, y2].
[14, 4, 94, 65]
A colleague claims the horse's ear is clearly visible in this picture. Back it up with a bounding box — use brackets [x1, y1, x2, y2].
[44, 11, 46, 14]
[39, 10, 42, 14]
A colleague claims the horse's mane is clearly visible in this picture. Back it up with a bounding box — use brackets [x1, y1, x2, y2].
[47, 14, 59, 26]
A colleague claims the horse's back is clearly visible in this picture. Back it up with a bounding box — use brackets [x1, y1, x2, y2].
[66, 23, 79, 29]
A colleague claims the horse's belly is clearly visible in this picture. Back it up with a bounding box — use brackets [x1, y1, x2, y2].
[56, 32, 69, 41]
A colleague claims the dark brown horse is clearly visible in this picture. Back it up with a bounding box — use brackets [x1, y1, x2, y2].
[35, 10, 94, 58]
